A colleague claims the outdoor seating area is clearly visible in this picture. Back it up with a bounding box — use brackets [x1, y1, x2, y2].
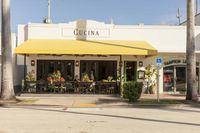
[23, 80, 119, 94]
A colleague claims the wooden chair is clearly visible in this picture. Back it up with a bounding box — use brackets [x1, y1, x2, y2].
[65, 82, 74, 93]
[36, 80, 47, 93]
[60, 82, 67, 93]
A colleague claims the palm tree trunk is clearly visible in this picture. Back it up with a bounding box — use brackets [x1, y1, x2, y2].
[186, 0, 198, 101]
[1, 0, 15, 100]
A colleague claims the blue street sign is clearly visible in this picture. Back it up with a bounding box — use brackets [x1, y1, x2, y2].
[156, 57, 163, 66]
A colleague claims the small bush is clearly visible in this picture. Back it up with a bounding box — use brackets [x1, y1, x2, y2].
[123, 81, 143, 102]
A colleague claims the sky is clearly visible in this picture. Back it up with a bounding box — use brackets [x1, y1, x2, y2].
[8, 0, 193, 32]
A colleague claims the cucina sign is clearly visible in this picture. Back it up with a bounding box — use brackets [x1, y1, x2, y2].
[73, 29, 99, 36]
[62, 28, 110, 38]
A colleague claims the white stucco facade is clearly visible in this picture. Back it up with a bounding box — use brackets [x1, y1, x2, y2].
[16, 20, 200, 93]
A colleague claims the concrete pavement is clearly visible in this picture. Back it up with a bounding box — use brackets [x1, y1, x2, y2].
[0, 105, 200, 133]
[14, 93, 190, 108]
[0, 94, 200, 133]
[16, 94, 130, 108]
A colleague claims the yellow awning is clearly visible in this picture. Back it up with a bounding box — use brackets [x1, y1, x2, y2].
[14, 40, 157, 55]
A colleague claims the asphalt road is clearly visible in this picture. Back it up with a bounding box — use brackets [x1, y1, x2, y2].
[0, 105, 200, 133]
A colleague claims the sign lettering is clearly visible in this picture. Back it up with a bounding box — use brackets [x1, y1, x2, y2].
[73, 29, 99, 36]
[62, 28, 110, 38]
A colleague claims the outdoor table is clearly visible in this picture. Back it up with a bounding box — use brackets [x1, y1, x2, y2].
[47, 81, 61, 93]
[77, 81, 95, 94]
[97, 82, 117, 94]
[36, 80, 47, 93]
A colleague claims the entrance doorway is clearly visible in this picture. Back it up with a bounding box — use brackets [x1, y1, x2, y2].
[124, 61, 137, 81]
[176, 67, 186, 91]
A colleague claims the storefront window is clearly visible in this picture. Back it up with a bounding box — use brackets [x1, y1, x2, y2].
[163, 66, 174, 91]
[49, 61, 55, 74]
[37, 60, 74, 81]
[163, 66, 199, 92]
[80, 61, 117, 81]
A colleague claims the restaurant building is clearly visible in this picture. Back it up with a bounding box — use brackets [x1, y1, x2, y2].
[14, 20, 200, 94]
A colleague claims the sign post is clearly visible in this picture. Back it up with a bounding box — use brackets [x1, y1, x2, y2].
[156, 57, 163, 102]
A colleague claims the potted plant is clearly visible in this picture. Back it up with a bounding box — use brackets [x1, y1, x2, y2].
[47, 70, 65, 84]
[25, 70, 36, 92]
[144, 64, 157, 94]
[81, 73, 92, 82]
[26, 70, 36, 82]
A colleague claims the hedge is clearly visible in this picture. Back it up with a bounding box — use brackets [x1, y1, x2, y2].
[123, 81, 143, 102]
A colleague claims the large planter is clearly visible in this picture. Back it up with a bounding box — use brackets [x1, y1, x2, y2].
[25, 81, 36, 92]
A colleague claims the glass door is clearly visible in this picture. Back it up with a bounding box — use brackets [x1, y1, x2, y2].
[124, 61, 137, 81]
[175, 67, 186, 92]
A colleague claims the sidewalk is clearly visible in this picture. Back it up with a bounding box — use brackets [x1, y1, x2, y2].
[140, 93, 185, 100]
[10, 93, 196, 108]
[16, 94, 129, 108]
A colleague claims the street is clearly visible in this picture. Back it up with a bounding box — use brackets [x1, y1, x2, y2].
[0, 105, 200, 133]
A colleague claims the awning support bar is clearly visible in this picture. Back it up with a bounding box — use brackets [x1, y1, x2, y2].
[119, 55, 123, 96]
[24, 54, 26, 81]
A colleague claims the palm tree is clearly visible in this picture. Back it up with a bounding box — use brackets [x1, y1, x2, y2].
[1, 0, 15, 100]
[186, 0, 198, 101]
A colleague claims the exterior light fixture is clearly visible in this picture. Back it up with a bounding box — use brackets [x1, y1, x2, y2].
[31, 60, 35, 66]
[139, 61, 143, 67]
[75, 60, 79, 67]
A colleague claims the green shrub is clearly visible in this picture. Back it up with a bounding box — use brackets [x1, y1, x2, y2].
[123, 81, 143, 102]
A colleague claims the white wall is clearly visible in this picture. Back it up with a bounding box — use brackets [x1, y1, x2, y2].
[17, 20, 200, 53]
[16, 20, 200, 93]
